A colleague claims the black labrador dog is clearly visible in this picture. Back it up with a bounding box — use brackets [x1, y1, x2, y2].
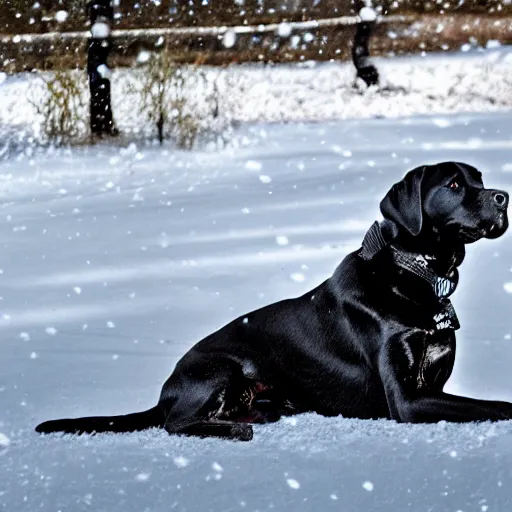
[36, 161, 511, 441]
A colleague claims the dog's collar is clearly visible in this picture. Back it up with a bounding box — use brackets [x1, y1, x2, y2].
[360, 221, 460, 331]
[360, 221, 458, 299]
[360, 221, 389, 261]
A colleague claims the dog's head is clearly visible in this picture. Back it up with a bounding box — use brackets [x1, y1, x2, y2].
[380, 162, 509, 245]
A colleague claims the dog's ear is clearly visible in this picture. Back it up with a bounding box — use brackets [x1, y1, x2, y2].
[380, 165, 428, 237]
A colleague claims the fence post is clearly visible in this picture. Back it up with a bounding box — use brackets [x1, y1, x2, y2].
[87, 0, 117, 136]
[352, 4, 379, 87]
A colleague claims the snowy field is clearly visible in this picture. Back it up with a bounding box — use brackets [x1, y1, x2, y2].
[0, 112, 512, 512]
[1, 109, 512, 511]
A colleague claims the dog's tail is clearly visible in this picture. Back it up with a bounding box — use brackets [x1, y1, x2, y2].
[35, 406, 164, 435]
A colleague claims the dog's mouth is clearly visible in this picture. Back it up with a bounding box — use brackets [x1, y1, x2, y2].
[484, 212, 508, 240]
[458, 213, 508, 243]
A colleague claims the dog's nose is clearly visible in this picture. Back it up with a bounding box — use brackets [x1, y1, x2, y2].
[493, 191, 509, 209]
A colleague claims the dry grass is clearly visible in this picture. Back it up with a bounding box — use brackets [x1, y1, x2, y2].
[27, 70, 87, 145]
[125, 50, 200, 147]
[124, 51, 233, 149]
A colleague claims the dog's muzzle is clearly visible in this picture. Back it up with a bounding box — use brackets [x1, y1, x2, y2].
[485, 189, 509, 239]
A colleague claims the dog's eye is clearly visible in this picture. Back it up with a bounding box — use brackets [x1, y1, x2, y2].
[448, 180, 460, 191]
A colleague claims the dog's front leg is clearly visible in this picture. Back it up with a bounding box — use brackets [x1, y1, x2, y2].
[379, 335, 512, 423]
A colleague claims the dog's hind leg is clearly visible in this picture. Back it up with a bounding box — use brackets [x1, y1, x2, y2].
[171, 420, 253, 441]
[158, 354, 255, 441]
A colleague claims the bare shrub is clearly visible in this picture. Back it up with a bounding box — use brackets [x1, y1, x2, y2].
[28, 70, 87, 145]
[125, 50, 234, 149]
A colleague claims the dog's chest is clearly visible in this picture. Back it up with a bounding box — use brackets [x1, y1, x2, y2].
[416, 338, 454, 389]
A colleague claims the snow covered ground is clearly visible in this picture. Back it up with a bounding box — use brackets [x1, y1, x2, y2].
[1, 109, 512, 510]
[1, 46, 511, 152]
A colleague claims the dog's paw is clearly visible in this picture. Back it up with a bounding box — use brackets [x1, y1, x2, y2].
[35, 421, 55, 434]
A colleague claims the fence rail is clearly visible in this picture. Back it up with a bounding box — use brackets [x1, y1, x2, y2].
[1, 14, 413, 43]
[1, 0, 509, 35]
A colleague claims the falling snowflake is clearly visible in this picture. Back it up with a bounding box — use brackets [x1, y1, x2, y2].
[362, 481, 374, 492]
[245, 160, 262, 171]
[277, 22, 292, 38]
[91, 22, 110, 39]
[287, 478, 300, 489]
[290, 273, 305, 283]
[55, 10, 68, 23]
[222, 30, 237, 49]
[212, 462, 223, 472]
[173, 456, 189, 468]
[359, 7, 377, 22]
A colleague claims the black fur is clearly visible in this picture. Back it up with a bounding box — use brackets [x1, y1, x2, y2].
[36, 161, 511, 441]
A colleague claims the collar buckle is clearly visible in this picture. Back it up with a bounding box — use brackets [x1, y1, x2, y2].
[434, 299, 460, 331]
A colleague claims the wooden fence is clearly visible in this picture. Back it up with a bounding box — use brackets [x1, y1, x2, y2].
[1, 1, 510, 137]
[2, 1, 394, 136]
[1, 1, 509, 34]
